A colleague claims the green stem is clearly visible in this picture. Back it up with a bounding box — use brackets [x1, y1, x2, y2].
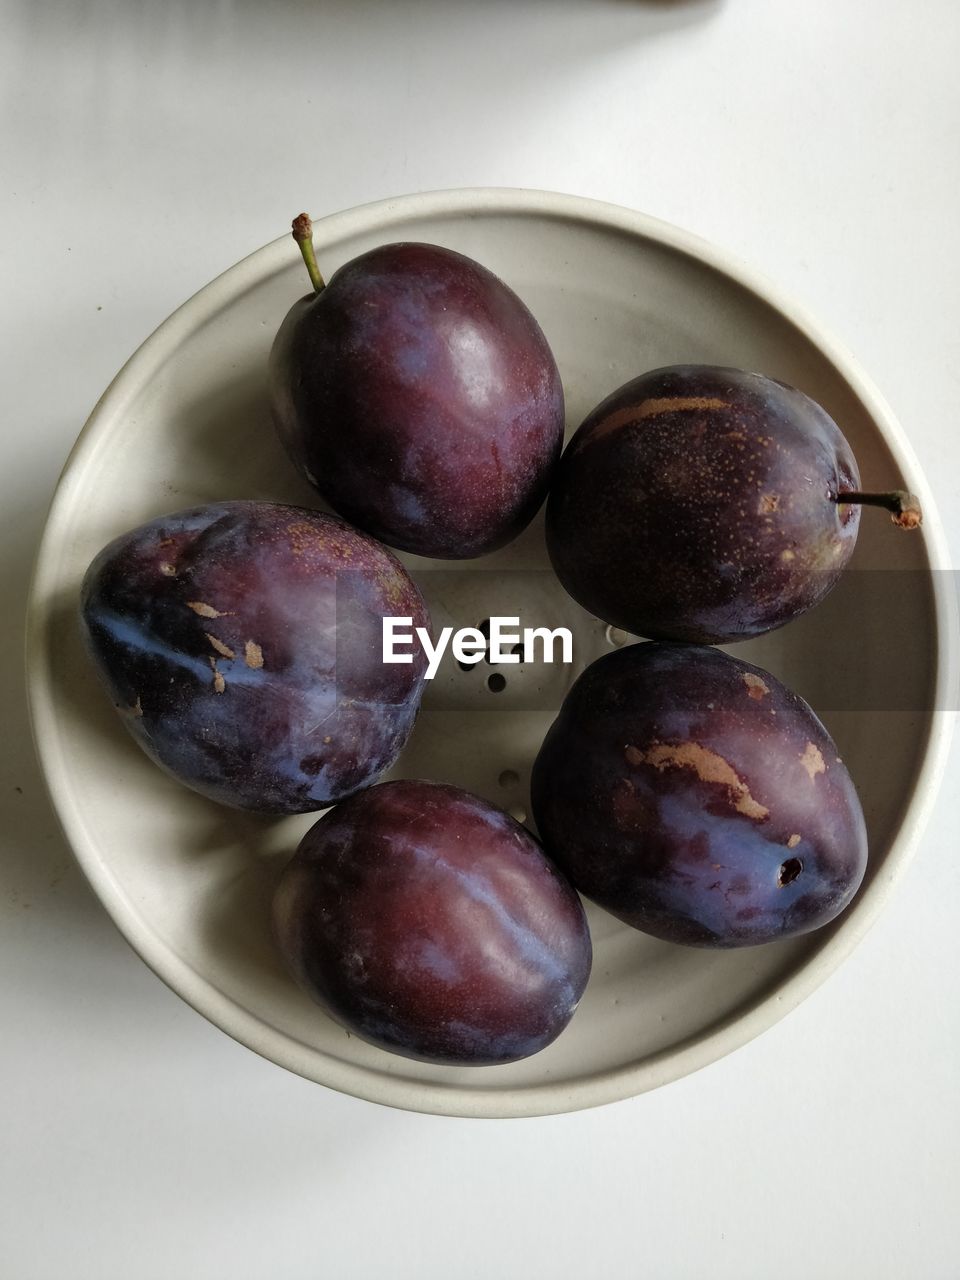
[834, 489, 922, 529]
[291, 213, 324, 293]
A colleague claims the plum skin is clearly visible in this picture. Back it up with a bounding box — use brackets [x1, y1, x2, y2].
[273, 780, 592, 1065]
[545, 365, 862, 644]
[270, 242, 565, 559]
[530, 643, 868, 948]
[79, 501, 430, 814]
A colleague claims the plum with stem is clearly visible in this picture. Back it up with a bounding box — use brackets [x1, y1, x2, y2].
[270, 215, 565, 559]
[545, 365, 921, 643]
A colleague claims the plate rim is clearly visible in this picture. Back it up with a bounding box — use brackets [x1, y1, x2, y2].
[25, 187, 959, 1118]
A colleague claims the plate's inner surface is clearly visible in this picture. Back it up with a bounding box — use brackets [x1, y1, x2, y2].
[37, 205, 937, 1100]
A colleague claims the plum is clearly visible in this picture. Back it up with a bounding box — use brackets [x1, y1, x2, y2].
[530, 643, 867, 948]
[79, 501, 430, 813]
[546, 365, 921, 643]
[270, 216, 565, 559]
[273, 780, 592, 1065]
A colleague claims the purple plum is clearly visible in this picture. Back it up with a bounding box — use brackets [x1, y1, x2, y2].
[546, 365, 920, 644]
[273, 780, 592, 1065]
[270, 218, 564, 559]
[79, 501, 430, 813]
[530, 643, 868, 948]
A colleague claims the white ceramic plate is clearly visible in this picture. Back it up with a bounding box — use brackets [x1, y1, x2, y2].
[27, 190, 957, 1117]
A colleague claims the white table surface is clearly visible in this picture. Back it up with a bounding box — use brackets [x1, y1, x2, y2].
[3, 2, 958, 1276]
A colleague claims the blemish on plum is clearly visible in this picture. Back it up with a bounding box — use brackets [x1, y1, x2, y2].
[742, 672, 770, 700]
[187, 601, 229, 619]
[800, 742, 826, 780]
[206, 632, 235, 660]
[636, 396, 728, 418]
[625, 740, 769, 821]
[778, 857, 803, 886]
[579, 397, 729, 450]
[286, 521, 320, 556]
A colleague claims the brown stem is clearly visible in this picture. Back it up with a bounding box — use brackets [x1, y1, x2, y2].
[834, 489, 922, 529]
[291, 213, 324, 293]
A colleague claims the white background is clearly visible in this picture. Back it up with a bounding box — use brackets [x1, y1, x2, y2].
[2, 2, 959, 1276]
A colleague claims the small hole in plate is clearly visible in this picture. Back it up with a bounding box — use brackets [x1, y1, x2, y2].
[498, 769, 520, 788]
[458, 619, 490, 671]
[475, 619, 496, 664]
[487, 672, 507, 693]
